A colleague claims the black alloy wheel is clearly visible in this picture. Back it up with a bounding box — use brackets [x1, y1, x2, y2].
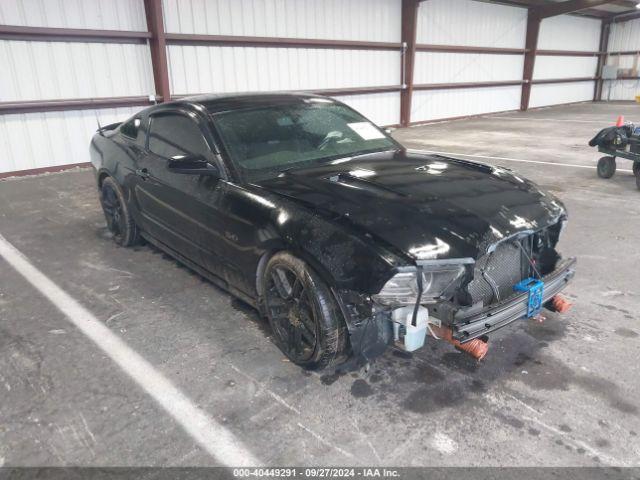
[99, 177, 140, 247]
[262, 252, 347, 370]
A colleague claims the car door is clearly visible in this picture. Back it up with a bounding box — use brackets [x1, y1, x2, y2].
[131, 109, 227, 275]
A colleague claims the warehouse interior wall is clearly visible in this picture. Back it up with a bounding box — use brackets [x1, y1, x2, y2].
[164, 0, 402, 126]
[604, 18, 640, 100]
[529, 15, 601, 108]
[1, 0, 639, 176]
[411, 0, 526, 123]
[0, 0, 153, 174]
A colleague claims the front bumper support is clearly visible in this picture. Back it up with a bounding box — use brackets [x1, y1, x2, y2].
[452, 257, 576, 343]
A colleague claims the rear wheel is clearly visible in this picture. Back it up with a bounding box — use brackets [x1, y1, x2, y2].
[262, 252, 347, 370]
[636, 172, 640, 191]
[633, 161, 640, 177]
[597, 156, 616, 179]
[99, 177, 140, 247]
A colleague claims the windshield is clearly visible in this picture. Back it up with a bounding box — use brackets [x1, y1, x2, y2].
[212, 99, 398, 181]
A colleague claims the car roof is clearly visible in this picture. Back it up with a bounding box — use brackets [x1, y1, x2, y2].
[164, 91, 335, 115]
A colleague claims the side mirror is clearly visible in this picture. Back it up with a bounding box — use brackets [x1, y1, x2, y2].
[167, 155, 220, 177]
[385, 127, 396, 134]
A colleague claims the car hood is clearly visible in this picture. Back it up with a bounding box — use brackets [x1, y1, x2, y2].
[255, 149, 566, 262]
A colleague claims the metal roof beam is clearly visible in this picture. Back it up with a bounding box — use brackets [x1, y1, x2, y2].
[532, 0, 618, 19]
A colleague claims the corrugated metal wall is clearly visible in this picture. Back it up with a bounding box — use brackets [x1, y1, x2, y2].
[602, 53, 640, 100]
[609, 17, 640, 51]
[414, 0, 527, 47]
[0, 0, 152, 174]
[0, 107, 141, 172]
[529, 15, 601, 108]
[411, 0, 526, 123]
[0, 41, 154, 101]
[162, 0, 402, 126]
[530, 81, 596, 108]
[163, 0, 400, 42]
[167, 46, 400, 94]
[604, 19, 640, 101]
[332, 92, 401, 128]
[413, 85, 523, 123]
[0, 0, 147, 30]
[3, 0, 640, 175]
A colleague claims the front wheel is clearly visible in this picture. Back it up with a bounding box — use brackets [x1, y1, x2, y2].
[597, 156, 616, 179]
[261, 252, 348, 370]
[633, 161, 640, 177]
[99, 176, 141, 247]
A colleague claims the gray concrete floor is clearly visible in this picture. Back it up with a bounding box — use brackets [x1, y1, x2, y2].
[0, 102, 639, 467]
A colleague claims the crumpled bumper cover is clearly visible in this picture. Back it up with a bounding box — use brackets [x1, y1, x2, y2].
[452, 257, 577, 343]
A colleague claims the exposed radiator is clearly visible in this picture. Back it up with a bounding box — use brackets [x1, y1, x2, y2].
[465, 238, 532, 306]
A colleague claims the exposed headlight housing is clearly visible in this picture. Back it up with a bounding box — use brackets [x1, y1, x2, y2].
[372, 260, 472, 306]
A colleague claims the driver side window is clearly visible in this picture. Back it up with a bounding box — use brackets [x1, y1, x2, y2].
[148, 113, 210, 159]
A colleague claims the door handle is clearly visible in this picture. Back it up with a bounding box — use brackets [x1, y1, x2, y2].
[135, 168, 150, 179]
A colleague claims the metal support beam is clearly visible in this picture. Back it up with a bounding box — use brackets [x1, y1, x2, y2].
[483, 0, 619, 18]
[594, 21, 611, 101]
[0, 96, 159, 114]
[165, 34, 401, 50]
[144, 0, 171, 103]
[400, 0, 419, 127]
[520, 13, 541, 111]
[533, 1, 617, 19]
[0, 25, 150, 43]
[610, 10, 640, 23]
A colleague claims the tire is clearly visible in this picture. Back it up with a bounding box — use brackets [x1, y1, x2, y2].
[597, 156, 616, 179]
[99, 176, 140, 247]
[261, 252, 348, 370]
[633, 161, 640, 177]
[636, 173, 640, 191]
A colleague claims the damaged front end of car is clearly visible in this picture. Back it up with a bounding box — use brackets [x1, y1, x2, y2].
[333, 218, 576, 365]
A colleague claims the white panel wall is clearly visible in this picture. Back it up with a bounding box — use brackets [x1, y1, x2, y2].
[601, 55, 640, 100]
[533, 56, 598, 80]
[333, 92, 401, 127]
[0, 0, 147, 30]
[0, 41, 154, 101]
[604, 79, 640, 101]
[538, 15, 601, 51]
[163, 0, 402, 126]
[609, 18, 640, 52]
[1, 0, 403, 174]
[416, 0, 527, 48]
[412, 0, 525, 123]
[414, 52, 524, 84]
[0, 0, 153, 174]
[605, 21, 640, 101]
[0, 107, 141, 174]
[167, 46, 400, 94]
[529, 81, 595, 108]
[531, 15, 601, 108]
[412, 86, 522, 123]
[163, 0, 400, 42]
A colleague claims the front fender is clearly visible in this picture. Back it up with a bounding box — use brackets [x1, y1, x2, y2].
[270, 196, 406, 295]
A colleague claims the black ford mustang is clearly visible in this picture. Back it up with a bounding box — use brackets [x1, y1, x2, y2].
[90, 92, 575, 370]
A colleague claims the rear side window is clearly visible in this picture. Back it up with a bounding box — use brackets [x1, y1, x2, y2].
[121, 117, 141, 139]
[148, 113, 210, 159]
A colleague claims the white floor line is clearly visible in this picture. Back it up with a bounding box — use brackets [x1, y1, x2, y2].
[420, 149, 634, 173]
[0, 233, 260, 467]
[488, 116, 628, 125]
